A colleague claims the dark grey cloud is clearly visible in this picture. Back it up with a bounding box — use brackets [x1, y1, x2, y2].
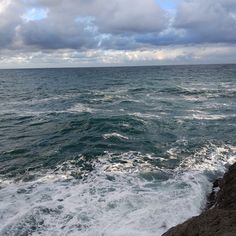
[20, 18, 99, 50]
[31, 0, 168, 34]
[0, 1, 24, 48]
[0, 0, 169, 50]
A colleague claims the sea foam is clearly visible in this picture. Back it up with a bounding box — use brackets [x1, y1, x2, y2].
[0, 144, 235, 236]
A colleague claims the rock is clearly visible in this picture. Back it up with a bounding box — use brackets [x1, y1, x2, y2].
[206, 178, 222, 209]
[162, 163, 236, 236]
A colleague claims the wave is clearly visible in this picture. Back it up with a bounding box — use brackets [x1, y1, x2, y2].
[3, 94, 75, 106]
[0, 144, 235, 236]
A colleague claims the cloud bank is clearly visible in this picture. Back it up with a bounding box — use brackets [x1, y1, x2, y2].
[0, 0, 236, 68]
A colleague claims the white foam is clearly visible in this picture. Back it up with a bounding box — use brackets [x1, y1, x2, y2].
[182, 95, 207, 102]
[67, 103, 93, 113]
[103, 133, 129, 140]
[0, 171, 208, 236]
[129, 112, 161, 120]
[0, 145, 235, 236]
[178, 144, 236, 174]
[178, 110, 236, 121]
[191, 114, 236, 120]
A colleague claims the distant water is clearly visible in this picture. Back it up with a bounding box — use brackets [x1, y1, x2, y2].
[0, 65, 236, 236]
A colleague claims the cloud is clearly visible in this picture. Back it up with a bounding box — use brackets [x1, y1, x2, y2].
[0, 0, 24, 48]
[0, 0, 169, 50]
[32, 0, 168, 33]
[174, 0, 236, 43]
[1, 44, 236, 68]
[20, 17, 99, 50]
[0, 0, 236, 67]
[91, 0, 168, 34]
[1, 0, 236, 50]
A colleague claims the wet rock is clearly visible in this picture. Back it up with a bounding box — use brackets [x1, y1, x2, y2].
[207, 178, 222, 209]
[162, 163, 236, 236]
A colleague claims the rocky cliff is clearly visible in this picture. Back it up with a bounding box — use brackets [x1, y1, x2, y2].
[162, 163, 236, 236]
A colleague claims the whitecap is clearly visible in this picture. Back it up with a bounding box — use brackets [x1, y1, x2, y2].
[67, 103, 93, 113]
[103, 133, 129, 140]
[129, 112, 161, 120]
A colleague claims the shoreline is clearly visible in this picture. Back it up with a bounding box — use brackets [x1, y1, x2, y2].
[162, 162, 236, 236]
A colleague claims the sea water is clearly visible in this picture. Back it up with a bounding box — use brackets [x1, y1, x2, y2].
[0, 65, 236, 236]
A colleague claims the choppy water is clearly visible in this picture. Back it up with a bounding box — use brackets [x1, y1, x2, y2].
[0, 65, 236, 236]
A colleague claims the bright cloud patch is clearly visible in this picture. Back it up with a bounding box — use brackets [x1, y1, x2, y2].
[0, 0, 11, 14]
[1, 44, 236, 69]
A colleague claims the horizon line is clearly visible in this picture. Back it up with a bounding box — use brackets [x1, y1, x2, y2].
[0, 62, 235, 70]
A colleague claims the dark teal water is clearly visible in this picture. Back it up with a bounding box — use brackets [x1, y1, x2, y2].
[0, 65, 236, 235]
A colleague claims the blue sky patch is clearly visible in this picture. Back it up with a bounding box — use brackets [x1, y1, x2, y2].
[22, 8, 48, 22]
[155, 0, 177, 10]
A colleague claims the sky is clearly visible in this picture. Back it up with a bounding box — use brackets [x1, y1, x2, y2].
[0, 0, 236, 68]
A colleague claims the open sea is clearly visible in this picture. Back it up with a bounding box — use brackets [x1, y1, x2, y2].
[0, 64, 236, 236]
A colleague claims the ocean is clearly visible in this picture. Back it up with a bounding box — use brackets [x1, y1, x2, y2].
[0, 64, 236, 236]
